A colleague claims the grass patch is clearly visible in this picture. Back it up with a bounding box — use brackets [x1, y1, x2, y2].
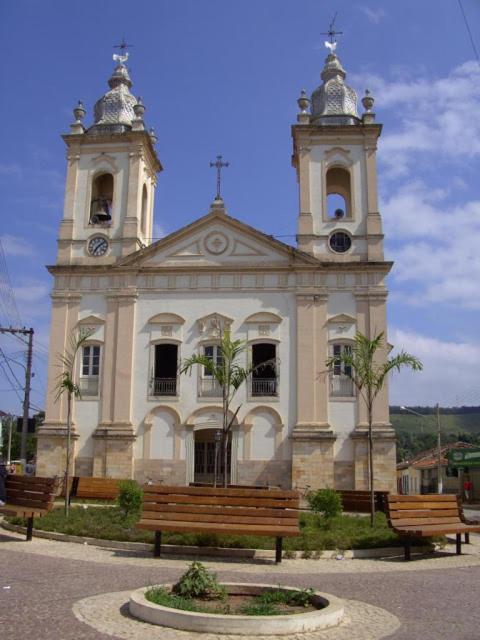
[6, 507, 439, 550]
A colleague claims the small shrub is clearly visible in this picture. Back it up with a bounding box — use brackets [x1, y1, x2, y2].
[306, 488, 342, 519]
[241, 601, 280, 616]
[283, 548, 296, 559]
[116, 480, 143, 520]
[173, 562, 226, 600]
[288, 587, 315, 607]
[146, 586, 198, 611]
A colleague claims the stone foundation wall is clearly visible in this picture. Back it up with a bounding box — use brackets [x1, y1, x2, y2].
[291, 433, 335, 491]
[92, 434, 135, 478]
[353, 434, 397, 492]
[236, 460, 292, 489]
[334, 461, 355, 489]
[75, 457, 94, 477]
[36, 429, 77, 478]
[134, 459, 187, 485]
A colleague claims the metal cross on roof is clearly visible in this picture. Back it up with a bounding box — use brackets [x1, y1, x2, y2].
[209, 155, 229, 200]
[321, 12, 343, 52]
[113, 37, 133, 64]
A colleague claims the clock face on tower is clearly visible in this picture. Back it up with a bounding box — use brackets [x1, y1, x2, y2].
[87, 236, 109, 257]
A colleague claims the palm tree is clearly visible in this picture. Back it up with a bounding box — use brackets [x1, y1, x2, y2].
[54, 328, 93, 516]
[326, 332, 422, 525]
[180, 330, 273, 487]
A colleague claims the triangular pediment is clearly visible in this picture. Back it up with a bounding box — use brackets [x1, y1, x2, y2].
[77, 314, 105, 325]
[117, 208, 319, 269]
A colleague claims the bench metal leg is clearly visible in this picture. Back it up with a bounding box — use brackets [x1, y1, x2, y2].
[26, 516, 34, 541]
[154, 531, 162, 558]
[404, 539, 411, 561]
[456, 533, 462, 555]
[275, 537, 282, 563]
[465, 532, 470, 544]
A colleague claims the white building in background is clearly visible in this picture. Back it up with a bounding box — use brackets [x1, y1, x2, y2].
[37, 45, 396, 491]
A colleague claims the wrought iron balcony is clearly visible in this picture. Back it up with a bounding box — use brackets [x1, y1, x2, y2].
[199, 378, 223, 397]
[152, 377, 177, 396]
[329, 375, 354, 397]
[251, 378, 277, 396]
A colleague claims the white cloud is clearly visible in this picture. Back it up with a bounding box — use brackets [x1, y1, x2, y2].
[14, 282, 50, 303]
[0, 234, 35, 257]
[0, 163, 22, 177]
[382, 181, 480, 309]
[389, 329, 480, 406]
[361, 6, 386, 24]
[352, 60, 480, 174]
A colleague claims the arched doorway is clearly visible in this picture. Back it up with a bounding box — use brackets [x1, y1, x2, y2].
[193, 428, 231, 485]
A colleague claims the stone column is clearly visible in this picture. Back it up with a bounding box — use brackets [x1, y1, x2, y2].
[297, 146, 314, 253]
[122, 147, 143, 256]
[364, 132, 384, 261]
[57, 148, 80, 263]
[37, 293, 82, 477]
[93, 292, 137, 479]
[292, 293, 335, 491]
[355, 293, 370, 428]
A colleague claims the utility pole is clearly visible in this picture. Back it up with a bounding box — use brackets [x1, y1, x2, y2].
[436, 403, 443, 494]
[0, 326, 34, 463]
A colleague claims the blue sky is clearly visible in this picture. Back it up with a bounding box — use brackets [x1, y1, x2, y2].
[0, 0, 479, 415]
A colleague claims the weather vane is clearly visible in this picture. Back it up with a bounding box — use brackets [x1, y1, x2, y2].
[113, 36, 133, 64]
[210, 155, 229, 200]
[321, 13, 343, 53]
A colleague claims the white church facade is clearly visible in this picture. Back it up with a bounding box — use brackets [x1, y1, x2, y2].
[37, 46, 397, 492]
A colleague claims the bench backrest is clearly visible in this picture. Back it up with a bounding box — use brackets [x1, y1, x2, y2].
[141, 484, 300, 529]
[338, 490, 389, 513]
[387, 494, 462, 528]
[5, 475, 58, 512]
[74, 477, 126, 500]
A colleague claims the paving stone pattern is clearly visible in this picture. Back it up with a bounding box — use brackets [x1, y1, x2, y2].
[1, 527, 480, 639]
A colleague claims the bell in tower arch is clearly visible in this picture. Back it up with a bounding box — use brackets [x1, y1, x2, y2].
[90, 173, 114, 225]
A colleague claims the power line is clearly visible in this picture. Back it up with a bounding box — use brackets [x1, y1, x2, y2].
[458, 0, 480, 67]
[0, 239, 22, 328]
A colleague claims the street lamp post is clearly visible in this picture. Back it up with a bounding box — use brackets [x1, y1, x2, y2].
[400, 405, 443, 494]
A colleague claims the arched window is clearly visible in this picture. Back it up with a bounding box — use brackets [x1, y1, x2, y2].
[141, 184, 148, 234]
[198, 343, 223, 398]
[326, 166, 352, 219]
[90, 173, 113, 224]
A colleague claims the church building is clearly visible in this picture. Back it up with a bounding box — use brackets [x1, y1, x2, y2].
[37, 44, 396, 492]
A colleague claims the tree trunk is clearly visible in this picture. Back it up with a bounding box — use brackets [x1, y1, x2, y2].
[368, 400, 374, 527]
[222, 385, 228, 488]
[64, 393, 72, 517]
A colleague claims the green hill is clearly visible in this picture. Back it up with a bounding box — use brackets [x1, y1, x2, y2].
[389, 407, 480, 462]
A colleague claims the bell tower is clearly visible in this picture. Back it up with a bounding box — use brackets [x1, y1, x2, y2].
[58, 51, 162, 265]
[291, 43, 383, 262]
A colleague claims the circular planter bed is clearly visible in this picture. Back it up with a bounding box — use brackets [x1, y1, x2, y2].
[129, 583, 345, 635]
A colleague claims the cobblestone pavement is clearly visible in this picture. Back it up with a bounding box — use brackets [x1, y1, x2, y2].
[1, 529, 480, 639]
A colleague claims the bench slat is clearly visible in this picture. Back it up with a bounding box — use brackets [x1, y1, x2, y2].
[137, 519, 299, 536]
[389, 501, 458, 510]
[142, 494, 298, 509]
[141, 503, 298, 519]
[143, 484, 299, 500]
[140, 510, 297, 526]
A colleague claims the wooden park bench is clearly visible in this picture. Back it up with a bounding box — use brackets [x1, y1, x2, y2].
[69, 476, 127, 501]
[0, 475, 58, 540]
[137, 484, 300, 563]
[338, 490, 389, 513]
[386, 494, 480, 560]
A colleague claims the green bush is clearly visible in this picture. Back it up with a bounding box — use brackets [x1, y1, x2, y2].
[172, 562, 226, 599]
[306, 488, 342, 519]
[116, 480, 143, 520]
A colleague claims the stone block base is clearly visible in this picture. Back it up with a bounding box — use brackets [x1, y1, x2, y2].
[36, 426, 77, 479]
[353, 431, 397, 492]
[92, 429, 135, 478]
[236, 460, 292, 489]
[334, 461, 355, 489]
[134, 459, 186, 485]
[291, 430, 336, 491]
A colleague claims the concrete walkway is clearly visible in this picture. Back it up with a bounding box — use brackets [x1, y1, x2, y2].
[1, 527, 480, 639]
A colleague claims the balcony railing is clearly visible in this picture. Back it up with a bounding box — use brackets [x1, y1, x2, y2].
[199, 378, 222, 397]
[152, 377, 177, 396]
[330, 375, 354, 397]
[79, 377, 99, 397]
[251, 378, 277, 396]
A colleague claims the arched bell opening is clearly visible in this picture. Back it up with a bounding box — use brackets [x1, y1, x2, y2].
[90, 173, 114, 224]
[326, 166, 352, 220]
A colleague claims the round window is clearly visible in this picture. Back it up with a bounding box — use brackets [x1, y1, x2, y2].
[329, 232, 352, 253]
